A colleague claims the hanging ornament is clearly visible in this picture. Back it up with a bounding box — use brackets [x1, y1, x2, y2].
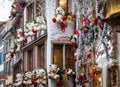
[56, 81, 63, 87]
[52, 18, 57, 23]
[23, 38, 27, 43]
[62, 16, 67, 21]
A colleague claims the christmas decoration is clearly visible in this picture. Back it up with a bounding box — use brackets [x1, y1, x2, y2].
[52, 7, 75, 31]
[48, 64, 60, 80]
[10, 0, 25, 18]
[32, 69, 47, 86]
[70, 29, 79, 50]
[14, 73, 23, 86]
[23, 71, 32, 85]
[25, 16, 47, 36]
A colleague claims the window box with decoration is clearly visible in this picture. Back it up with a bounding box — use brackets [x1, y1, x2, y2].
[49, 42, 76, 87]
[10, 0, 26, 18]
[52, 0, 75, 32]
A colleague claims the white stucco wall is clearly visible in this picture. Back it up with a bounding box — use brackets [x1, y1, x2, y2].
[46, 0, 75, 87]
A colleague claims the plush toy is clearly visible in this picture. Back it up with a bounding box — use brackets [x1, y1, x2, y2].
[16, 28, 24, 43]
[14, 73, 23, 86]
[23, 71, 33, 85]
[32, 69, 47, 86]
[48, 64, 60, 80]
[39, 69, 47, 86]
[25, 21, 36, 36]
[55, 7, 65, 23]
[34, 16, 47, 31]
[55, 7, 65, 16]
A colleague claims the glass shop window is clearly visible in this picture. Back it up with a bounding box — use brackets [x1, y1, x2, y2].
[37, 44, 45, 68]
[58, 0, 72, 13]
[53, 44, 75, 70]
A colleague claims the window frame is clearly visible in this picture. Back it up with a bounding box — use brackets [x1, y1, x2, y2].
[27, 49, 34, 71]
[37, 44, 45, 68]
[57, 0, 72, 13]
[52, 41, 75, 69]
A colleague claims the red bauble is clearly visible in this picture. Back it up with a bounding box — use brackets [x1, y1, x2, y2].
[56, 81, 62, 87]
[10, 53, 14, 58]
[32, 29, 37, 33]
[19, 31, 23, 35]
[23, 38, 27, 43]
[42, 82, 46, 86]
[62, 16, 67, 21]
[63, 68, 68, 74]
[60, 23, 67, 29]
[11, 13, 16, 17]
[14, 48, 17, 52]
[73, 29, 79, 36]
[52, 18, 57, 23]
[70, 14, 75, 18]
[87, 53, 92, 58]
[32, 80, 38, 85]
[74, 57, 77, 62]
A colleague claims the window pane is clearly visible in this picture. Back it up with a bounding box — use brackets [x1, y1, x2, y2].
[58, 0, 67, 12]
[38, 45, 45, 68]
[27, 3, 34, 21]
[28, 50, 33, 71]
[53, 45, 63, 68]
[65, 45, 75, 70]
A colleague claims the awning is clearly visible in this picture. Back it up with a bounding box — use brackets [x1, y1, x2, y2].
[0, 76, 8, 80]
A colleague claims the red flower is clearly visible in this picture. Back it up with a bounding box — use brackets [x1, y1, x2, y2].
[62, 16, 67, 21]
[23, 38, 27, 43]
[52, 18, 57, 23]
[70, 14, 75, 18]
[60, 23, 67, 29]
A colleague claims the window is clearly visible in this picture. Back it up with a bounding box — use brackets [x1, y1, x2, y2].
[53, 44, 74, 70]
[37, 44, 45, 68]
[6, 61, 9, 75]
[107, 66, 119, 87]
[6, 59, 12, 76]
[58, 0, 72, 13]
[36, 0, 45, 16]
[27, 49, 33, 71]
[27, 3, 34, 21]
[9, 59, 12, 75]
